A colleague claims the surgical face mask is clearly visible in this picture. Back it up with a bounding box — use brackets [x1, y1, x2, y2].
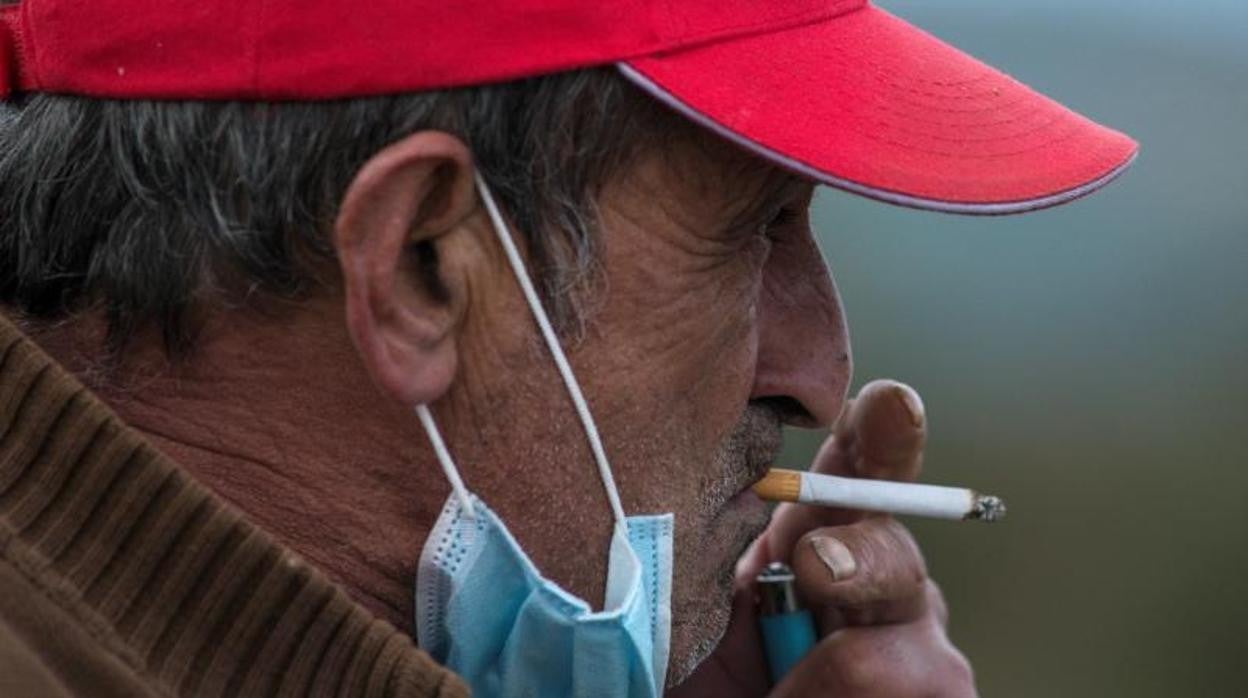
[413, 174, 675, 697]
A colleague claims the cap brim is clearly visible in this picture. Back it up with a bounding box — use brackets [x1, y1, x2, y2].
[620, 5, 1138, 215]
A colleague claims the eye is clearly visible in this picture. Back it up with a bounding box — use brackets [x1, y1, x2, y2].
[758, 206, 800, 239]
[770, 207, 800, 228]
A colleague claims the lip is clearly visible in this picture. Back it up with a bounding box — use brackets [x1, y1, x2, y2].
[715, 404, 785, 512]
[721, 486, 773, 530]
[713, 463, 773, 524]
[726, 484, 764, 507]
[730, 460, 773, 501]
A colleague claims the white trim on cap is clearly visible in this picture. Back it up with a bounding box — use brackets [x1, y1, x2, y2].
[617, 63, 1136, 216]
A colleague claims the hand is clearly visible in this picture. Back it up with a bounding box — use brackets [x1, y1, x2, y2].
[669, 380, 977, 697]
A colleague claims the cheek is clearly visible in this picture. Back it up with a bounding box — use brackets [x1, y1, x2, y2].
[580, 210, 770, 471]
[613, 253, 766, 440]
[626, 235, 768, 368]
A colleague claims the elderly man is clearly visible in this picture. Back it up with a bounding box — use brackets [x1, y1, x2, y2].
[0, 0, 1134, 696]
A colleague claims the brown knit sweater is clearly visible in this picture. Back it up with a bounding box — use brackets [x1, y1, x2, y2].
[0, 315, 468, 697]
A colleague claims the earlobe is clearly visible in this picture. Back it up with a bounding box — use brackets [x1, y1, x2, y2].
[334, 131, 478, 405]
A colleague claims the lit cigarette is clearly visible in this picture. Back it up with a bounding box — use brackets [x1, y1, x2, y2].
[752, 469, 1006, 522]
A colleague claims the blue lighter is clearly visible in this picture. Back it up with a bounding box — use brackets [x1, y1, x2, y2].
[756, 562, 817, 684]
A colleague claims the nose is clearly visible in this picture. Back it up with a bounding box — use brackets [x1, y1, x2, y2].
[751, 230, 852, 428]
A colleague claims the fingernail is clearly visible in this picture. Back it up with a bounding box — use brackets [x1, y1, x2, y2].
[896, 384, 925, 428]
[811, 536, 857, 581]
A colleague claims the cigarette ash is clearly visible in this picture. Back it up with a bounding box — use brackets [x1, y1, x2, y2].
[966, 494, 1007, 523]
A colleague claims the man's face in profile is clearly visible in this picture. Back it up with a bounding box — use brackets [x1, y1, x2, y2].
[437, 132, 850, 680]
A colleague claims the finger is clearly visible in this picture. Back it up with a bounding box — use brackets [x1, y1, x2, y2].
[791, 518, 928, 631]
[788, 380, 927, 532]
[747, 380, 929, 581]
[808, 398, 854, 477]
[926, 579, 950, 629]
[733, 532, 774, 589]
[832, 379, 926, 483]
[755, 433, 855, 563]
[769, 620, 978, 698]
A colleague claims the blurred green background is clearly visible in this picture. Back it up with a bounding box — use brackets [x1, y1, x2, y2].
[783, 1, 1248, 695]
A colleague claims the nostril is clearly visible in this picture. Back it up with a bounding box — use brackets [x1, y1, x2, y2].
[753, 395, 817, 429]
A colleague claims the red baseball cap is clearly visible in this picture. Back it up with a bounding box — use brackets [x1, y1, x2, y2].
[0, 0, 1136, 214]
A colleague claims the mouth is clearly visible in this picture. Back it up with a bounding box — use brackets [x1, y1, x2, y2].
[729, 422, 782, 497]
[715, 452, 777, 530]
[694, 407, 784, 611]
[715, 467, 775, 578]
[723, 460, 770, 504]
[700, 400, 785, 534]
[704, 450, 772, 514]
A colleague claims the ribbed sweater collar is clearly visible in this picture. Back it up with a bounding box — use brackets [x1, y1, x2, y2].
[0, 315, 467, 697]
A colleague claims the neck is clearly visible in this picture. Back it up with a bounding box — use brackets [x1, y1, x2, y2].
[27, 300, 443, 633]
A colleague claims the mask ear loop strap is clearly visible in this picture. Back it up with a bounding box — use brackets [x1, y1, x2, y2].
[416, 404, 476, 517]
[476, 173, 629, 529]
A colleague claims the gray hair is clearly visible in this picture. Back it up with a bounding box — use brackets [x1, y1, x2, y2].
[0, 68, 679, 355]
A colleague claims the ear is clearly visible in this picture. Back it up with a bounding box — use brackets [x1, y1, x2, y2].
[335, 131, 477, 406]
